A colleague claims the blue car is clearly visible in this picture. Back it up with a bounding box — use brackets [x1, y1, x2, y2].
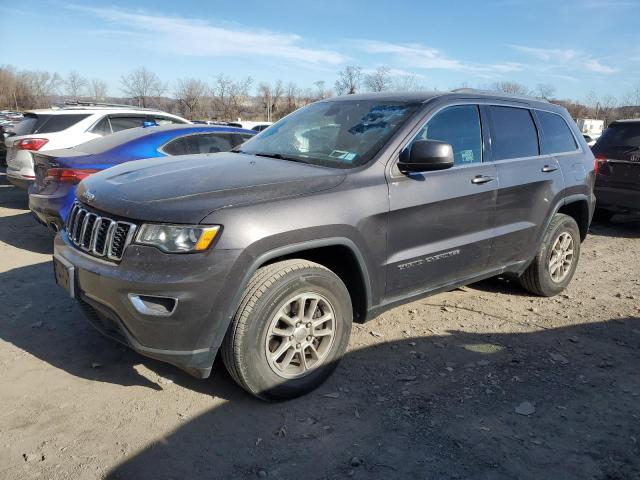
[28, 124, 255, 230]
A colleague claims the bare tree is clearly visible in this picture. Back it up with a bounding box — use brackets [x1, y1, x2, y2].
[23, 70, 63, 107]
[89, 79, 107, 102]
[120, 67, 165, 107]
[621, 81, 640, 106]
[174, 78, 208, 118]
[282, 82, 300, 115]
[491, 81, 530, 96]
[335, 66, 362, 95]
[535, 83, 556, 100]
[394, 75, 424, 92]
[257, 80, 284, 121]
[313, 80, 332, 100]
[364, 67, 391, 92]
[600, 94, 618, 125]
[213, 74, 253, 120]
[65, 71, 88, 101]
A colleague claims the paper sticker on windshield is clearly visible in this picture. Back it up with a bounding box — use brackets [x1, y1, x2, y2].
[329, 150, 357, 162]
[461, 150, 474, 163]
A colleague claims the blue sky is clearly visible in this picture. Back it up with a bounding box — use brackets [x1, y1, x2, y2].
[2, 0, 639, 100]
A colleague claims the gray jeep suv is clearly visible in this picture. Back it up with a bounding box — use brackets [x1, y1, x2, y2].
[53, 91, 595, 400]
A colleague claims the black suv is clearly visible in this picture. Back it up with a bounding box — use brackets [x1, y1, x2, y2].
[53, 92, 595, 400]
[591, 119, 640, 220]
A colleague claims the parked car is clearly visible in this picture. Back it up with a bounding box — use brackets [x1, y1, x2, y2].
[226, 120, 273, 131]
[583, 134, 596, 147]
[53, 91, 595, 400]
[591, 119, 640, 220]
[29, 124, 254, 231]
[5, 103, 189, 189]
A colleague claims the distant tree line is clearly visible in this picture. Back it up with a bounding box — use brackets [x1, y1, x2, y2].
[1, 64, 639, 125]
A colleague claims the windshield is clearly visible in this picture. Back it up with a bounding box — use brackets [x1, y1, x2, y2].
[594, 123, 640, 151]
[238, 100, 421, 169]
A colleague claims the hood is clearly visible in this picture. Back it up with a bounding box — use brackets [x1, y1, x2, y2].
[76, 153, 346, 223]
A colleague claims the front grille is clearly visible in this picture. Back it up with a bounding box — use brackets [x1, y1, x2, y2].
[65, 202, 137, 261]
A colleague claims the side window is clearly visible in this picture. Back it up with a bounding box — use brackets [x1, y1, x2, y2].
[194, 133, 236, 153]
[233, 133, 254, 147]
[488, 106, 539, 160]
[162, 137, 195, 156]
[411, 105, 482, 165]
[537, 111, 578, 154]
[109, 116, 146, 133]
[91, 117, 112, 136]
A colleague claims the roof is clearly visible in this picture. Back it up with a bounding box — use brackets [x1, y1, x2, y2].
[323, 90, 560, 110]
[611, 118, 640, 124]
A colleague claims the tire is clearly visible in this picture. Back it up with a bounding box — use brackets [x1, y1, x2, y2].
[221, 259, 352, 401]
[593, 208, 614, 223]
[519, 213, 581, 297]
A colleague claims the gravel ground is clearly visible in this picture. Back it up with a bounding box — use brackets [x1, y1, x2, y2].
[0, 170, 639, 480]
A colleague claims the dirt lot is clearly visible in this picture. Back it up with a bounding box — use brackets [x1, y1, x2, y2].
[0, 170, 639, 480]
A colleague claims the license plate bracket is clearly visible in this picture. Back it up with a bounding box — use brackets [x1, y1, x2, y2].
[53, 255, 75, 298]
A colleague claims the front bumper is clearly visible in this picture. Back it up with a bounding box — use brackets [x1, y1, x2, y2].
[53, 232, 242, 378]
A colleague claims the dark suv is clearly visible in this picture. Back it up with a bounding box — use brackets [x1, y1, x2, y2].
[591, 119, 640, 220]
[53, 91, 595, 400]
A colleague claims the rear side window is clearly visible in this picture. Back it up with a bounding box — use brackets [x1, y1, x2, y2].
[110, 116, 146, 133]
[163, 133, 244, 155]
[91, 117, 112, 136]
[537, 111, 578, 154]
[412, 105, 483, 165]
[36, 114, 90, 134]
[488, 106, 539, 160]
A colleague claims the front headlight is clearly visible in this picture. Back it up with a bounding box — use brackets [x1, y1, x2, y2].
[136, 224, 220, 253]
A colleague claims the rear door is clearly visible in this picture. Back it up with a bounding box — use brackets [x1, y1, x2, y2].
[486, 105, 565, 269]
[386, 104, 498, 296]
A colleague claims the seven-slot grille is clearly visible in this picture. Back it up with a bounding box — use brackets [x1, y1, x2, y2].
[65, 202, 137, 261]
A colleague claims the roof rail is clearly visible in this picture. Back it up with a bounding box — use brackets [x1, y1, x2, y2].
[450, 88, 549, 103]
[51, 100, 159, 111]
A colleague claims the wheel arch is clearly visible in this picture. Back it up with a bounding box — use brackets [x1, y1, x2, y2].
[243, 238, 372, 323]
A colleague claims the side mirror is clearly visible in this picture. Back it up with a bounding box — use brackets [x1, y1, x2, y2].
[398, 139, 454, 173]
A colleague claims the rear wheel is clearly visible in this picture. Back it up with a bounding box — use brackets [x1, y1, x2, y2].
[519, 213, 581, 297]
[221, 259, 352, 401]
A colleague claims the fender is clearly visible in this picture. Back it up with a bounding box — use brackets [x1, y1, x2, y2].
[514, 192, 592, 275]
[206, 236, 374, 357]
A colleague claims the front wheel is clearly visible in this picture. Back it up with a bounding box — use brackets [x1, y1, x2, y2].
[519, 213, 581, 297]
[221, 259, 352, 401]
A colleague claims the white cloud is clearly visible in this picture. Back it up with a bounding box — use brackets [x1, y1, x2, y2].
[511, 45, 617, 75]
[67, 5, 345, 65]
[355, 40, 523, 75]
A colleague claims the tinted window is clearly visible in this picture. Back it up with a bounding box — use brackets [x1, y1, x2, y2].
[163, 133, 246, 155]
[91, 117, 112, 136]
[109, 116, 146, 133]
[412, 105, 482, 165]
[537, 111, 577, 154]
[594, 123, 640, 151]
[36, 114, 90, 134]
[240, 100, 420, 169]
[488, 106, 539, 160]
[12, 114, 47, 135]
[235, 133, 254, 146]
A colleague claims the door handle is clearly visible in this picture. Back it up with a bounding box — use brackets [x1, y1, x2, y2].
[471, 175, 495, 185]
[541, 165, 558, 173]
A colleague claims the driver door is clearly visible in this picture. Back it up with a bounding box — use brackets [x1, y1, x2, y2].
[385, 104, 498, 297]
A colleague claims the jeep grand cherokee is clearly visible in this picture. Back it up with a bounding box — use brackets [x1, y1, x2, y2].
[52, 91, 595, 400]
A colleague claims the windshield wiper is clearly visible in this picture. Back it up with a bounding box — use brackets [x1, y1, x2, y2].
[251, 152, 309, 164]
